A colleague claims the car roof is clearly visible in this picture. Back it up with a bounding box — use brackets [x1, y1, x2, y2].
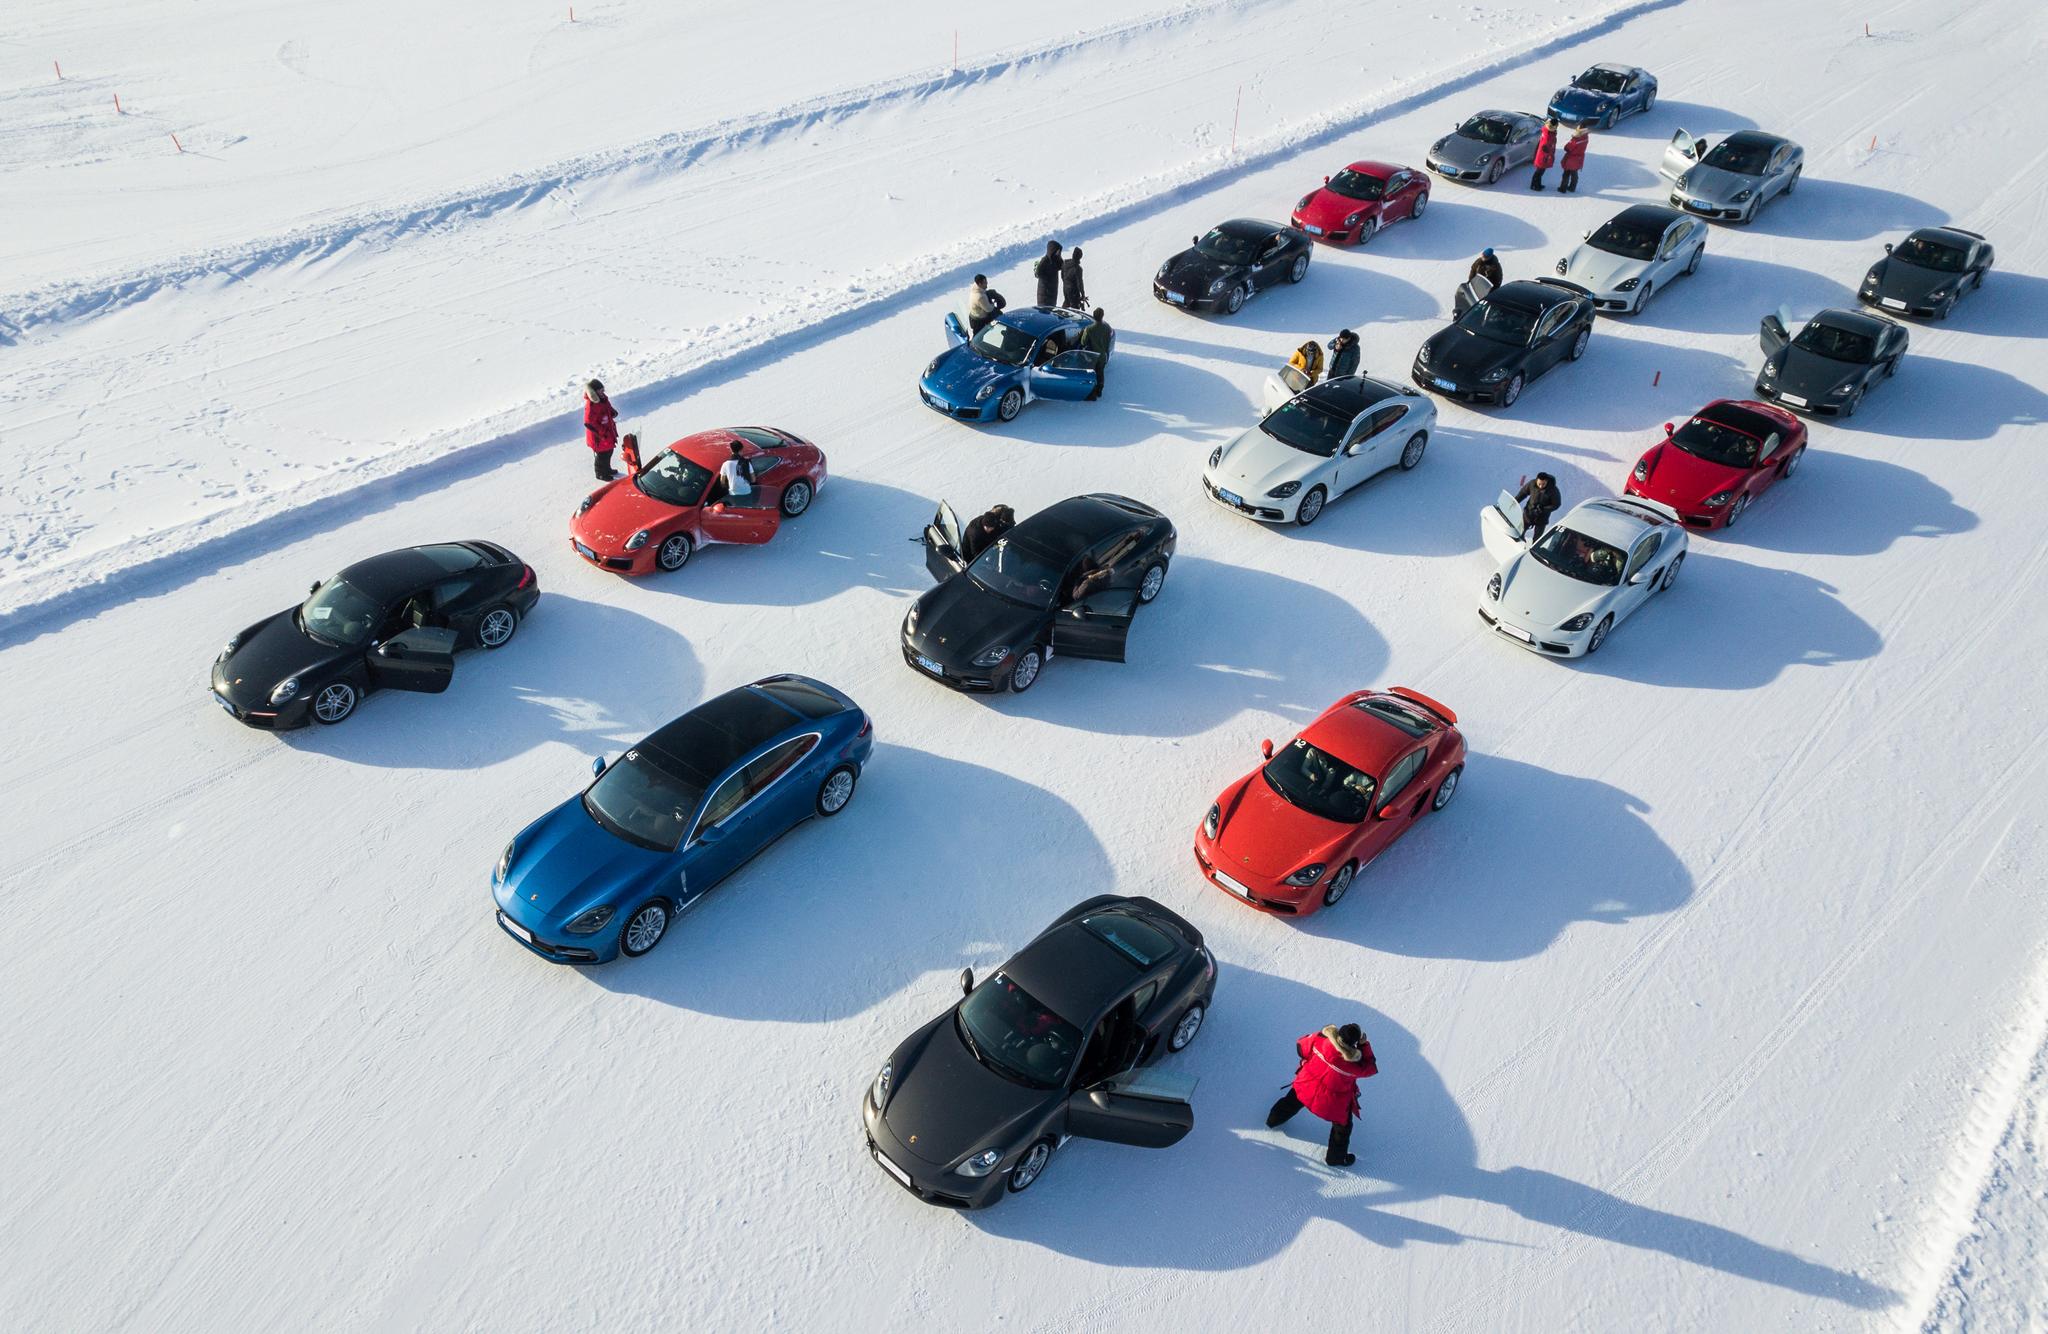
[637, 685, 802, 788]
[669, 428, 777, 467]
[1215, 218, 1284, 239]
[336, 543, 487, 599]
[1015, 494, 1155, 554]
[1721, 130, 1789, 151]
[1589, 61, 1638, 74]
[1491, 279, 1579, 311]
[1908, 225, 1978, 248]
[1561, 497, 1669, 546]
[1611, 203, 1682, 230]
[1003, 920, 1153, 1023]
[1696, 399, 1788, 440]
[1339, 160, 1399, 178]
[1469, 108, 1529, 123]
[1303, 375, 1405, 415]
[997, 306, 1082, 337]
[1810, 307, 1893, 336]
[1299, 695, 1431, 774]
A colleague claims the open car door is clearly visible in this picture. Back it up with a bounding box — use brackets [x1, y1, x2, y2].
[699, 501, 781, 546]
[1453, 273, 1492, 318]
[1759, 306, 1792, 357]
[1480, 488, 1527, 564]
[923, 500, 966, 582]
[1032, 349, 1100, 402]
[1065, 1068, 1196, 1149]
[369, 627, 456, 694]
[1051, 590, 1138, 663]
[944, 312, 969, 347]
[1659, 129, 1701, 181]
[1263, 363, 1311, 413]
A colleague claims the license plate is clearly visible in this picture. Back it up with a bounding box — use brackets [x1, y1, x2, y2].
[1881, 298, 1905, 309]
[213, 692, 239, 717]
[499, 914, 533, 945]
[1304, 224, 1324, 236]
[574, 541, 597, 561]
[1217, 488, 1243, 507]
[873, 1148, 913, 1188]
[1432, 376, 1456, 392]
[1779, 393, 1807, 407]
[1499, 624, 1534, 643]
[912, 654, 945, 677]
[1436, 164, 1456, 177]
[1212, 870, 1254, 899]
[1165, 291, 1186, 305]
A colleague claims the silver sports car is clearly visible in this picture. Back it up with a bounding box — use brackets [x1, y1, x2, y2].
[1661, 130, 1804, 224]
[1427, 110, 1545, 185]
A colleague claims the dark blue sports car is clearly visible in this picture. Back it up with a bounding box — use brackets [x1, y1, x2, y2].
[919, 306, 1110, 424]
[492, 675, 873, 963]
[1547, 63, 1657, 129]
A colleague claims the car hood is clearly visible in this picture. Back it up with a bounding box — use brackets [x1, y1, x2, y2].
[1212, 771, 1349, 879]
[214, 609, 355, 707]
[573, 478, 681, 552]
[1421, 326, 1521, 380]
[1492, 553, 1608, 630]
[1674, 163, 1759, 205]
[905, 577, 1043, 670]
[1206, 426, 1320, 497]
[1551, 86, 1615, 116]
[882, 1014, 1054, 1167]
[1563, 245, 1648, 293]
[496, 798, 670, 925]
[1768, 349, 1862, 400]
[922, 346, 1018, 405]
[1159, 248, 1241, 292]
[1296, 191, 1378, 229]
[1429, 134, 1498, 169]
[1866, 259, 1950, 304]
[1631, 442, 1743, 508]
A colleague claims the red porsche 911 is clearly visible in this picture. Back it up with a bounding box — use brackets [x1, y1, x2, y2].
[1195, 687, 1463, 916]
[569, 427, 826, 574]
[1289, 161, 1430, 246]
[1622, 399, 1807, 532]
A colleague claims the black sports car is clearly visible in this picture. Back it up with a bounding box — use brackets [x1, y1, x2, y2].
[1411, 277, 1595, 408]
[1153, 219, 1312, 315]
[210, 541, 538, 727]
[1755, 307, 1908, 418]
[903, 494, 1175, 693]
[1858, 226, 1995, 320]
[863, 895, 1213, 1208]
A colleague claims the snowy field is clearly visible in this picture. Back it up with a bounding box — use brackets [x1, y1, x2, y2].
[3, 0, 2047, 1327]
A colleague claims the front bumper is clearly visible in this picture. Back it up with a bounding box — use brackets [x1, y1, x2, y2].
[1291, 214, 1368, 245]
[571, 535, 652, 574]
[1670, 193, 1744, 221]
[1477, 605, 1584, 656]
[901, 640, 1001, 693]
[1858, 290, 1944, 320]
[1193, 841, 1312, 916]
[1412, 363, 1508, 405]
[209, 666, 309, 729]
[918, 383, 998, 422]
[1427, 157, 1490, 183]
[1153, 281, 1222, 312]
[1751, 382, 1845, 417]
[1201, 475, 1288, 522]
[1623, 479, 1726, 530]
[862, 1103, 1007, 1208]
[493, 906, 607, 964]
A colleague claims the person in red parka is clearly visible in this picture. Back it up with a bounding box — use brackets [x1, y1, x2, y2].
[1559, 127, 1590, 194]
[584, 379, 619, 481]
[1266, 1022, 1377, 1166]
[1529, 118, 1560, 191]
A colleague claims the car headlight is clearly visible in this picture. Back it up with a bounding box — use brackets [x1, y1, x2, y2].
[1732, 188, 1753, 203]
[1156, 264, 1170, 282]
[1475, 152, 1493, 165]
[1203, 803, 1220, 839]
[1615, 278, 1640, 292]
[869, 1062, 892, 1109]
[1345, 211, 1365, 227]
[1208, 277, 1229, 294]
[1208, 445, 1223, 468]
[925, 357, 941, 377]
[1432, 137, 1448, 154]
[270, 677, 299, 705]
[495, 840, 515, 883]
[956, 1147, 1004, 1178]
[1283, 863, 1326, 887]
[1555, 258, 1568, 275]
[578, 492, 601, 515]
[1298, 194, 1316, 211]
[625, 529, 652, 551]
[1703, 490, 1736, 507]
[905, 603, 920, 630]
[1632, 459, 1649, 482]
[1861, 270, 1880, 290]
[1487, 572, 1503, 601]
[1558, 613, 1595, 632]
[971, 645, 1011, 667]
[564, 905, 617, 935]
[1415, 343, 1432, 366]
[1759, 361, 1778, 382]
[975, 383, 997, 401]
[218, 637, 239, 662]
[1928, 285, 1952, 300]
[1267, 481, 1301, 498]
[1480, 366, 1511, 383]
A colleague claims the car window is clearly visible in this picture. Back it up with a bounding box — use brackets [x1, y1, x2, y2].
[636, 451, 715, 507]
[957, 973, 1081, 1088]
[1701, 138, 1771, 174]
[1262, 392, 1353, 458]
[1671, 416, 1761, 467]
[1195, 229, 1260, 265]
[1530, 525, 1626, 585]
[1130, 980, 1160, 1016]
[1535, 307, 1569, 341]
[695, 771, 750, 838]
[297, 577, 382, 647]
[1793, 321, 1879, 363]
[1460, 116, 1514, 145]
[583, 748, 705, 853]
[1587, 216, 1663, 261]
[744, 734, 817, 794]
[1262, 738, 1378, 824]
[1379, 749, 1427, 805]
[1080, 912, 1177, 966]
[969, 321, 1036, 366]
[1894, 236, 1970, 272]
[1095, 532, 1141, 572]
[1326, 168, 1386, 200]
[1625, 533, 1664, 579]
[430, 575, 478, 610]
[1457, 299, 1540, 346]
[1362, 406, 1405, 439]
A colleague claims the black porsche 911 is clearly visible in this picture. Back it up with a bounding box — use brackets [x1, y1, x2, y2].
[1411, 277, 1596, 408]
[210, 541, 538, 727]
[863, 895, 1213, 1208]
[902, 494, 1175, 693]
[1754, 307, 1908, 418]
[1153, 219, 1312, 315]
[1857, 226, 1995, 321]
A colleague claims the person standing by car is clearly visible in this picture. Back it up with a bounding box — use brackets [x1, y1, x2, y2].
[960, 504, 1016, 561]
[1469, 248, 1504, 289]
[1288, 339, 1325, 386]
[1529, 118, 1560, 191]
[1061, 247, 1088, 310]
[717, 440, 759, 506]
[1327, 329, 1362, 379]
[1559, 127, 1590, 194]
[968, 274, 1007, 333]
[584, 379, 619, 480]
[1516, 472, 1561, 539]
[1034, 240, 1063, 306]
[1266, 1023, 1377, 1167]
[619, 432, 642, 475]
[1080, 308, 1113, 401]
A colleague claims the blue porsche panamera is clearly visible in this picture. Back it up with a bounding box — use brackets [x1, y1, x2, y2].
[918, 306, 1111, 424]
[492, 675, 873, 963]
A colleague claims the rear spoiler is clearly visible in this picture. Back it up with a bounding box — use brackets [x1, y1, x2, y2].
[1945, 226, 1985, 240]
[1535, 276, 1592, 297]
[1386, 686, 1458, 726]
[1594, 495, 1683, 525]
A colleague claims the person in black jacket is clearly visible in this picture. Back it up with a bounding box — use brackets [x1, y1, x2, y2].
[1469, 248, 1504, 289]
[1327, 329, 1362, 379]
[1034, 240, 1063, 306]
[1060, 247, 1088, 309]
[960, 504, 1016, 561]
[1516, 472, 1561, 539]
[1079, 308, 1113, 400]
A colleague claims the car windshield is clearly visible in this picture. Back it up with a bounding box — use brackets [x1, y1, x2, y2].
[1671, 416, 1760, 467]
[1458, 115, 1515, 145]
[1575, 68, 1630, 94]
[1196, 229, 1261, 265]
[1587, 217, 1663, 260]
[1325, 169, 1386, 201]
[1457, 299, 1540, 346]
[581, 749, 706, 853]
[635, 451, 715, 507]
[1261, 394, 1352, 457]
[1529, 526, 1626, 585]
[1893, 236, 1969, 272]
[1793, 321, 1878, 363]
[970, 321, 1035, 366]
[1701, 139, 1771, 175]
[967, 531, 1068, 609]
[298, 577, 381, 647]
[956, 973, 1082, 1088]
[1262, 738, 1377, 824]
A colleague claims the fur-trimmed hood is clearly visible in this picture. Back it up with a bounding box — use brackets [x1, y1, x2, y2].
[1321, 1024, 1365, 1063]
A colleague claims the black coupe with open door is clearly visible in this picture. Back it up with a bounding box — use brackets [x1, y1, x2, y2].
[902, 494, 1175, 693]
[1412, 276, 1596, 408]
[862, 895, 1215, 1208]
[210, 541, 538, 727]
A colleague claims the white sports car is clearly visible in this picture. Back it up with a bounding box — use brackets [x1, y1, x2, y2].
[1202, 374, 1436, 526]
[1555, 204, 1707, 315]
[1476, 492, 1687, 656]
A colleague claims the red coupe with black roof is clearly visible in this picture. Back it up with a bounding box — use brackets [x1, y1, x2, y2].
[1623, 399, 1807, 531]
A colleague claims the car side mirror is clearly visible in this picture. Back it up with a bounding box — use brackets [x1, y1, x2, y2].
[591, 755, 607, 776]
[1883, 242, 1893, 254]
[376, 641, 400, 658]
[1376, 803, 1402, 821]
[1259, 738, 1274, 759]
[697, 823, 726, 845]
[1323, 175, 1330, 184]
[1192, 235, 1200, 246]
[1628, 569, 1652, 585]
[1662, 421, 1675, 436]
[959, 968, 975, 996]
[309, 580, 322, 595]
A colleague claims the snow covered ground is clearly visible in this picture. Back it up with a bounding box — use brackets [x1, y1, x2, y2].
[3, 0, 2046, 1327]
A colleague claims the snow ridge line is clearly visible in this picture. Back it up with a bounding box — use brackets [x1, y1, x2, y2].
[0, 0, 1271, 337]
[0, 0, 1677, 648]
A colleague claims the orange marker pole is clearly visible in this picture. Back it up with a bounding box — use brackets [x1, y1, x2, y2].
[54, 60, 63, 80]
[114, 91, 122, 113]
[1231, 84, 1242, 154]
[171, 132, 183, 152]
[1652, 370, 1661, 387]
[1869, 134, 1877, 151]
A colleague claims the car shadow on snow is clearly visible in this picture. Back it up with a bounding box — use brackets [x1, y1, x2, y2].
[581, 742, 1112, 1021]
[1727, 449, 1976, 557]
[1496, 336, 1753, 435]
[969, 971, 1896, 1311]
[1358, 198, 1546, 261]
[995, 350, 1254, 449]
[1835, 354, 2048, 442]
[1630, 253, 1852, 338]
[1749, 178, 1947, 243]
[1115, 329, 1288, 373]
[1566, 151, 1663, 197]
[1954, 271, 2048, 340]
[1602, 101, 1759, 141]
[279, 593, 700, 769]
[1200, 262, 1439, 337]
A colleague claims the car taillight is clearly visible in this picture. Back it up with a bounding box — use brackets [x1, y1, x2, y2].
[857, 714, 872, 738]
[516, 566, 534, 589]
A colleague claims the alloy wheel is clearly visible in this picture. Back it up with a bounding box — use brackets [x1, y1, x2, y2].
[998, 389, 1023, 422]
[478, 607, 516, 648]
[1400, 432, 1427, 470]
[1432, 766, 1461, 810]
[1295, 487, 1326, 526]
[1138, 563, 1166, 603]
[780, 480, 813, 517]
[1169, 1003, 1206, 1052]
[1009, 649, 1042, 693]
[622, 902, 669, 957]
[312, 682, 357, 724]
[1321, 863, 1356, 907]
[1008, 1140, 1052, 1193]
[657, 535, 691, 571]
[818, 765, 856, 816]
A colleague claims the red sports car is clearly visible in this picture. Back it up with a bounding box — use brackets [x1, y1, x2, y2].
[569, 427, 826, 574]
[1289, 161, 1430, 245]
[1194, 687, 1464, 916]
[1623, 399, 1807, 531]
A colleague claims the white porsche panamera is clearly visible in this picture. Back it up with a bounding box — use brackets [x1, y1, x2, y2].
[1201, 374, 1436, 526]
[1476, 492, 1688, 656]
[1554, 203, 1708, 315]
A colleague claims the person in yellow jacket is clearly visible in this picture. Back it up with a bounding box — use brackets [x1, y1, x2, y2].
[1287, 339, 1325, 385]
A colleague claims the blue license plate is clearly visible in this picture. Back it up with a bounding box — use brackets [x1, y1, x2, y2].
[1436, 164, 1457, 177]
[913, 654, 944, 677]
[1303, 224, 1323, 236]
[1432, 376, 1456, 392]
[1218, 488, 1244, 507]
[574, 541, 597, 561]
[1165, 291, 1186, 305]
[214, 692, 238, 717]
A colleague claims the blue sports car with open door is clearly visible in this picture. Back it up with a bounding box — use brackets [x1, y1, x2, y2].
[918, 306, 1110, 423]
